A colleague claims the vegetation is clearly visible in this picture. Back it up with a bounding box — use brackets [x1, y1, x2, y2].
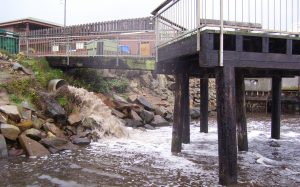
[66, 69, 128, 94]
[20, 58, 64, 87]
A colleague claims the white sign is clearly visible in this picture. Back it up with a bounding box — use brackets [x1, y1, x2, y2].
[76, 43, 84, 50]
[52, 45, 59, 52]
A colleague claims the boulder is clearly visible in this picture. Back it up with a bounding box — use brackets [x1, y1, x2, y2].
[40, 137, 77, 153]
[0, 112, 7, 123]
[139, 110, 154, 124]
[21, 109, 32, 120]
[21, 101, 36, 112]
[81, 117, 97, 129]
[128, 95, 137, 103]
[43, 122, 65, 138]
[18, 120, 33, 132]
[111, 109, 126, 119]
[0, 134, 8, 158]
[36, 92, 66, 125]
[164, 113, 173, 122]
[135, 96, 154, 111]
[131, 110, 142, 121]
[8, 148, 24, 157]
[68, 112, 82, 126]
[151, 115, 170, 127]
[71, 137, 91, 146]
[125, 119, 143, 128]
[12, 62, 32, 75]
[0, 123, 20, 140]
[23, 128, 42, 141]
[113, 94, 128, 104]
[144, 124, 155, 130]
[190, 108, 201, 119]
[32, 117, 45, 129]
[19, 134, 50, 157]
[0, 105, 21, 123]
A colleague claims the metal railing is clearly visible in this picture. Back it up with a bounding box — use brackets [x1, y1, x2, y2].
[152, 0, 300, 49]
[19, 32, 156, 60]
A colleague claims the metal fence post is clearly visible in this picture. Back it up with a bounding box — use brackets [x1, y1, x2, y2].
[197, 0, 201, 51]
[220, 0, 224, 66]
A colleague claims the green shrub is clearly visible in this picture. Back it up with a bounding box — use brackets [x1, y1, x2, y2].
[20, 58, 63, 87]
[57, 96, 68, 107]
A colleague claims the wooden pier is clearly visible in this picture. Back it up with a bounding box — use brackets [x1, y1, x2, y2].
[155, 30, 300, 185]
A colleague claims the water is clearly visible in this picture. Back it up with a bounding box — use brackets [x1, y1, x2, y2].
[1, 115, 300, 187]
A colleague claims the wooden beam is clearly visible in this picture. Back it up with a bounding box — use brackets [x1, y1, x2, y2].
[216, 66, 238, 185]
[182, 74, 190, 144]
[236, 72, 248, 151]
[200, 78, 209, 133]
[172, 73, 189, 152]
[271, 76, 282, 139]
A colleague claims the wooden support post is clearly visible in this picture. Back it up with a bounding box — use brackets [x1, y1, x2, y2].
[200, 78, 209, 133]
[182, 74, 190, 144]
[216, 66, 238, 185]
[236, 72, 248, 151]
[172, 73, 189, 152]
[271, 76, 281, 139]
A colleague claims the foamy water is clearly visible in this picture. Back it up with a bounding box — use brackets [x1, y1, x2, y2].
[0, 117, 299, 186]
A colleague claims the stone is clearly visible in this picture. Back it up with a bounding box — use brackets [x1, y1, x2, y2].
[81, 117, 97, 129]
[68, 112, 82, 126]
[144, 124, 155, 130]
[65, 126, 77, 136]
[8, 148, 24, 157]
[111, 109, 126, 119]
[128, 95, 137, 103]
[23, 128, 42, 141]
[164, 113, 173, 122]
[125, 119, 143, 128]
[190, 108, 201, 119]
[12, 62, 32, 75]
[40, 137, 77, 153]
[0, 105, 21, 123]
[0, 123, 20, 140]
[21, 101, 36, 112]
[32, 117, 45, 129]
[36, 92, 66, 125]
[140, 110, 154, 124]
[21, 109, 32, 120]
[131, 110, 142, 121]
[19, 134, 50, 157]
[113, 94, 128, 104]
[47, 131, 56, 138]
[269, 141, 280, 147]
[151, 115, 170, 127]
[135, 96, 154, 111]
[43, 122, 65, 138]
[0, 90, 9, 106]
[18, 120, 33, 132]
[0, 112, 7, 123]
[0, 134, 8, 158]
[71, 137, 91, 146]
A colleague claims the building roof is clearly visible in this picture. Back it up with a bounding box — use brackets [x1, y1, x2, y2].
[0, 17, 62, 28]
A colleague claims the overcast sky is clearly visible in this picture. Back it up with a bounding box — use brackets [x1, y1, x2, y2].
[0, 0, 164, 26]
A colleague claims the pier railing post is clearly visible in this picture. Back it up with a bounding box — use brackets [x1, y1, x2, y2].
[216, 66, 237, 185]
[200, 77, 209, 133]
[172, 73, 189, 152]
[236, 72, 248, 151]
[271, 76, 282, 139]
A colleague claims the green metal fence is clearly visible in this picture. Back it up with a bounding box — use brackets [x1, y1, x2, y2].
[0, 29, 19, 54]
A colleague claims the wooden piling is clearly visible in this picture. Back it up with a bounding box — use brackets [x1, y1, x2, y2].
[200, 78, 209, 133]
[271, 76, 281, 139]
[182, 74, 190, 144]
[235, 72, 248, 151]
[216, 66, 238, 185]
[172, 73, 189, 152]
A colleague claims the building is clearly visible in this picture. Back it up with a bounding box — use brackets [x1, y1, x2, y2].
[0, 17, 61, 35]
